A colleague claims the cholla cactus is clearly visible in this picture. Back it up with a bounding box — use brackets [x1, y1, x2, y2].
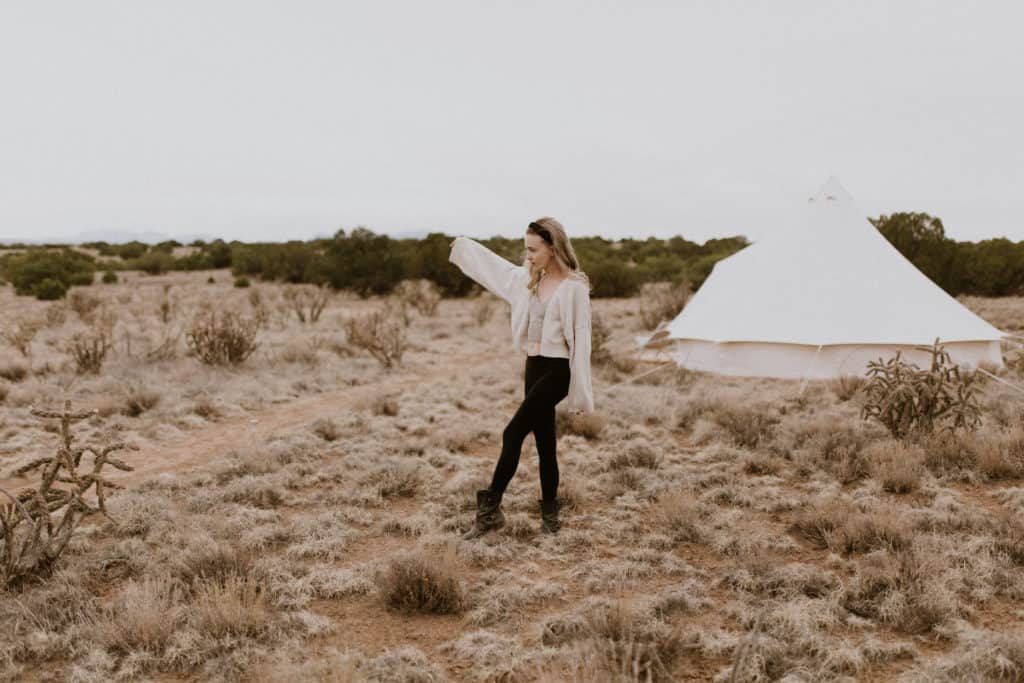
[1, 400, 136, 587]
[862, 339, 982, 439]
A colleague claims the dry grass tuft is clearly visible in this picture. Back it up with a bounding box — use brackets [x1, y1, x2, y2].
[249, 648, 360, 683]
[712, 403, 779, 449]
[189, 395, 223, 420]
[278, 341, 320, 366]
[608, 439, 661, 470]
[441, 428, 489, 453]
[364, 462, 424, 500]
[556, 410, 605, 440]
[371, 393, 400, 416]
[377, 547, 464, 615]
[757, 563, 840, 600]
[439, 630, 527, 681]
[865, 439, 926, 493]
[541, 600, 685, 682]
[791, 500, 910, 554]
[902, 626, 1024, 682]
[223, 476, 285, 509]
[674, 395, 724, 431]
[828, 374, 867, 401]
[468, 575, 565, 626]
[191, 574, 273, 639]
[0, 362, 28, 383]
[794, 418, 877, 483]
[841, 547, 957, 634]
[173, 543, 256, 588]
[1, 568, 98, 658]
[121, 383, 161, 417]
[94, 575, 184, 655]
[983, 394, 1024, 429]
[742, 453, 783, 476]
[285, 512, 354, 561]
[649, 494, 705, 544]
[971, 427, 1024, 480]
[353, 646, 443, 683]
[918, 431, 976, 476]
[310, 417, 341, 442]
[993, 514, 1024, 567]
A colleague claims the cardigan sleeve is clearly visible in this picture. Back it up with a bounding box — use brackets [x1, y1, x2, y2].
[448, 236, 525, 305]
[562, 281, 595, 414]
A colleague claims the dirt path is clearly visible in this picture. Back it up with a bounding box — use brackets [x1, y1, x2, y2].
[1, 350, 517, 493]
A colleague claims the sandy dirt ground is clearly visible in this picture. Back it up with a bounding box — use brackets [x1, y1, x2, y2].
[2, 273, 1023, 682]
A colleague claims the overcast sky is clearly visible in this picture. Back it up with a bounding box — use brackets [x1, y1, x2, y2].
[1, 1, 1022, 245]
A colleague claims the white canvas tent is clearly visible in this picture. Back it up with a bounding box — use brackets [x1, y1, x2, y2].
[638, 178, 1006, 379]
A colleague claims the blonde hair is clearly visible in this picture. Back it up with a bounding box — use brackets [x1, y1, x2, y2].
[525, 217, 591, 295]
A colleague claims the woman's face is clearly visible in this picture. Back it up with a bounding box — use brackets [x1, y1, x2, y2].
[525, 231, 554, 271]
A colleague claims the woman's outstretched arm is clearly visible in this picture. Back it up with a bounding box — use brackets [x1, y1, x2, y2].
[448, 236, 525, 305]
[562, 281, 595, 414]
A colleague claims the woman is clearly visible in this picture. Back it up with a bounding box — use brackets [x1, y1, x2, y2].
[448, 217, 594, 538]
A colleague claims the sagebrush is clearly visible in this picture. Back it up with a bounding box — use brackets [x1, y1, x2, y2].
[186, 310, 260, 365]
[639, 281, 690, 330]
[344, 306, 407, 369]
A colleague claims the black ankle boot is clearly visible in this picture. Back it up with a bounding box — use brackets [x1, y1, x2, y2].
[540, 498, 560, 534]
[463, 489, 505, 540]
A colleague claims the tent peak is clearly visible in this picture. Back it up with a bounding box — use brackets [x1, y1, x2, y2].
[808, 176, 853, 205]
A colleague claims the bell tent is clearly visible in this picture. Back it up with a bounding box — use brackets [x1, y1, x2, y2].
[638, 178, 1006, 379]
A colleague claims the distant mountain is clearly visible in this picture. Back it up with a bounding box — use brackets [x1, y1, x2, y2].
[0, 227, 446, 245]
[388, 229, 432, 240]
[0, 227, 440, 246]
[74, 229, 211, 244]
[0, 229, 219, 246]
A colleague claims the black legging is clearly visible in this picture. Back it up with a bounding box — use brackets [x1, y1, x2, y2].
[489, 355, 571, 503]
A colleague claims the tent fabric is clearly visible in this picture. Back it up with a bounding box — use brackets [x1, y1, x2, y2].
[636, 338, 1003, 380]
[644, 178, 1006, 378]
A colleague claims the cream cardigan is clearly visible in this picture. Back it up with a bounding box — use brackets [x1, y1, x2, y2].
[449, 236, 595, 414]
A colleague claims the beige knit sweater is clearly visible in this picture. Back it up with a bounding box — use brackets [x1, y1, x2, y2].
[449, 236, 595, 414]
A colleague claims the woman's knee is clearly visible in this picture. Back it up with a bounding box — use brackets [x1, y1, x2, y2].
[503, 419, 530, 445]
